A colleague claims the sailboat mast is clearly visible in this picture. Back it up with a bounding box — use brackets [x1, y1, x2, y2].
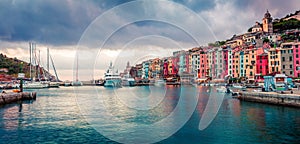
[29, 42, 32, 81]
[76, 53, 78, 82]
[50, 55, 59, 82]
[47, 47, 49, 77]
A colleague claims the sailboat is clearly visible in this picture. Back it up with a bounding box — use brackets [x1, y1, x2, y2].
[23, 42, 47, 89]
[48, 48, 60, 88]
[72, 53, 83, 86]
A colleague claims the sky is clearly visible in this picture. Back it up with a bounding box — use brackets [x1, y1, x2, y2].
[0, 0, 299, 81]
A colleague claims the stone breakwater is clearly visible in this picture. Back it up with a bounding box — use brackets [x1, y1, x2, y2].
[238, 91, 300, 107]
[0, 92, 36, 105]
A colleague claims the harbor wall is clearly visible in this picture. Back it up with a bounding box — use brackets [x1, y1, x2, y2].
[0, 92, 36, 105]
[238, 92, 300, 107]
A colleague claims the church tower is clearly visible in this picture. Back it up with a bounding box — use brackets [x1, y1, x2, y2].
[262, 10, 273, 34]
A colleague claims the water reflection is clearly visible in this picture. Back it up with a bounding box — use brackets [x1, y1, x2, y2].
[0, 86, 299, 143]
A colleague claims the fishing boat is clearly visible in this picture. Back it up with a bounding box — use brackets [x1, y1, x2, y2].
[104, 62, 122, 87]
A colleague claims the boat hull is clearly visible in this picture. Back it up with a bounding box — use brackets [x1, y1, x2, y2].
[104, 79, 121, 87]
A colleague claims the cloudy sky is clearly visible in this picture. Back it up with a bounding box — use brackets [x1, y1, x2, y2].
[0, 0, 299, 81]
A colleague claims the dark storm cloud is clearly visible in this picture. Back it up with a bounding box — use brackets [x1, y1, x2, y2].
[0, 0, 298, 47]
[0, 0, 103, 45]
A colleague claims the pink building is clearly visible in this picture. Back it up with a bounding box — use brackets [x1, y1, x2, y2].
[293, 42, 300, 77]
[256, 52, 269, 76]
[172, 56, 179, 75]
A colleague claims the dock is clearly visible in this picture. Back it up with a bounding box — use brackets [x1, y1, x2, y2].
[0, 92, 36, 105]
[237, 91, 300, 107]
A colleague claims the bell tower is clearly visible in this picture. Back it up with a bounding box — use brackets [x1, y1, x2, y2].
[262, 10, 273, 34]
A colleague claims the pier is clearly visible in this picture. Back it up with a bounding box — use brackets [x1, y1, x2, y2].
[0, 92, 36, 105]
[237, 91, 300, 107]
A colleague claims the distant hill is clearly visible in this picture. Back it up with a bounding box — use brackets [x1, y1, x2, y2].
[273, 18, 300, 33]
[0, 53, 54, 79]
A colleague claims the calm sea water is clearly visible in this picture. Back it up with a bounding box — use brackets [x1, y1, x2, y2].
[0, 86, 299, 144]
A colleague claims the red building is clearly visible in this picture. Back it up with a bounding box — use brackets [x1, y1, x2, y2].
[256, 52, 269, 76]
[198, 51, 207, 78]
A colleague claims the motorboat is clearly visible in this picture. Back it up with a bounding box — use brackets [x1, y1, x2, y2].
[104, 62, 122, 87]
[122, 77, 136, 86]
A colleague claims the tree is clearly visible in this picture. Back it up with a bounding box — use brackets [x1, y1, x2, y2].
[247, 27, 252, 32]
[263, 38, 270, 43]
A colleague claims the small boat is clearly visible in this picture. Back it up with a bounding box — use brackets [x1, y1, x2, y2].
[216, 86, 230, 93]
[72, 81, 83, 86]
[122, 77, 136, 86]
[23, 82, 46, 89]
[49, 82, 60, 88]
[64, 81, 72, 86]
[154, 79, 165, 87]
[233, 84, 245, 89]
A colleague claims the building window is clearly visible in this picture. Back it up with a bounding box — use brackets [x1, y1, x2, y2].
[297, 54, 299, 58]
[290, 65, 293, 69]
[297, 61, 299, 65]
[290, 71, 293, 75]
[290, 56, 293, 61]
[282, 57, 285, 61]
[283, 65, 285, 69]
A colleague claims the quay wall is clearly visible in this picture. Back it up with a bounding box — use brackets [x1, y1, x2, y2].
[0, 92, 36, 105]
[238, 92, 300, 107]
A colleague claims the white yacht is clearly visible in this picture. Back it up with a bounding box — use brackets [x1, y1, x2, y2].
[23, 81, 46, 89]
[104, 62, 122, 87]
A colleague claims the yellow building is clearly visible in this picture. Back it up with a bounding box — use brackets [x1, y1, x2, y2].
[268, 47, 281, 74]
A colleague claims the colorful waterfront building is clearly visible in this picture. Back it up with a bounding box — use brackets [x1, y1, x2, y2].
[268, 47, 282, 74]
[216, 47, 225, 79]
[222, 47, 229, 78]
[171, 56, 179, 75]
[190, 51, 200, 76]
[232, 51, 240, 78]
[256, 52, 269, 76]
[281, 43, 294, 77]
[227, 47, 233, 76]
[207, 49, 215, 78]
[244, 47, 264, 80]
[142, 60, 150, 79]
[198, 51, 207, 78]
[239, 51, 245, 77]
[291, 42, 300, 77]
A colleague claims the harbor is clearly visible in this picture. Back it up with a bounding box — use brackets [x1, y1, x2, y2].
[0, 86, 299, 143]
